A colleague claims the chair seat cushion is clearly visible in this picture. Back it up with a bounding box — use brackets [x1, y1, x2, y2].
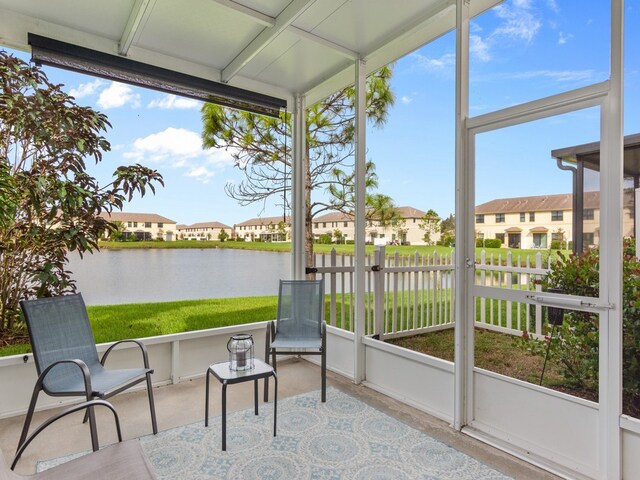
[271, 336, 322, 350]
[44, 366, 151, 397]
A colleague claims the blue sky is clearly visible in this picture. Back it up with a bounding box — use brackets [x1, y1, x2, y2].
[4, 0, 639, 226]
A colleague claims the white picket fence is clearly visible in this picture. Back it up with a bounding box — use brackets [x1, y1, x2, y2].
[310, 247, 551, 340]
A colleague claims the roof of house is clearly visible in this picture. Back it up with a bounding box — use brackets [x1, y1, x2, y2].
[99, 212, 176, 224]
[179, 222, 231, 230]
[235, 216, 291, 227]
[475, 192, 600, 214]
[314, 211, 354, 223]
[314, 206, 429, 223]
[396, 206, 428, 219]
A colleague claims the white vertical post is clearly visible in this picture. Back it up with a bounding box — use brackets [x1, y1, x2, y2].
[454, 0, 471, 431]
[353, 58, 367, 384]
[291, 95, 307, 280]
[600, 1, 624, 478]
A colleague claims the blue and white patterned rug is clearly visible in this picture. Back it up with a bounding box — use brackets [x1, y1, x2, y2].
[39, 387, 512, 479]
[140, 387, 510, 480]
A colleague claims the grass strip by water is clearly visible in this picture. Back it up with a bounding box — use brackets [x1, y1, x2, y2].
[99, 240, 555, 263]
[0, 296, 279, 357]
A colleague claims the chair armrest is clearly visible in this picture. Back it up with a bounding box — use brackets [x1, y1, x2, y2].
[101, 339, 150, 369]
[11, 399, 122, 470]
[38, 359, 93, 398]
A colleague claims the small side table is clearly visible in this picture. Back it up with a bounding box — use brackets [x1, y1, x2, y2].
[205, 358, 277, 451]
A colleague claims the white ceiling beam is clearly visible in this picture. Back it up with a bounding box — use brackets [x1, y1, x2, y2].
[221, 0, 318, 83]
[210, 0, 275, 27]
[119, 0, 157, 56]
[211, 0, 357, 60]
[289, 25, 357, 60]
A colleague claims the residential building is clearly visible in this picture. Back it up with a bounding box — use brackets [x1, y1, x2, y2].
[313, 206, 440, 245]
[475, 191, 634, 249]
[234, 216, 291, 242]
[177, 221, 232, 241]
[99, 212, 177, 241]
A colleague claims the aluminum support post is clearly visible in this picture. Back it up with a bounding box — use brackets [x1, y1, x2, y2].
[291, 95, 307, 280]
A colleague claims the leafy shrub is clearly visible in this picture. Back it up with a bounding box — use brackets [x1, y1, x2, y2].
[550, 240, 562, 250]
[317, 233, 332, 244]
[518, 239, 640, 415]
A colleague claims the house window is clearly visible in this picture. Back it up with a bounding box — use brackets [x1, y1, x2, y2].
[157, 222, 163, 228]
[532, 233, 547, 248]
[476, 214, 484, 224]
[520, 212, 525, 222]
[133, 222, 138, 227]
[343, 222, 348, 227]
[529, 212, 535, 222]
[323, 222, 327, 228]
[583, 208, 594, 220]
[127, 221, 133, 227]
[495, 213, 505, 223]
[583, 232, 595, 245]
[495, 233, 505, 244]
[144, 222, 151, 228]
[477, 232, 485, 239]
[314, 223, 319, 228]
[551, 211, 563, 221]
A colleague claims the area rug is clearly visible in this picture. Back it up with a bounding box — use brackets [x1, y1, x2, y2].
[40, 387, 512, 479]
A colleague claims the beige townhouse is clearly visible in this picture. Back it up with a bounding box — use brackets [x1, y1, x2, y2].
[313, 206, 440, 245]
[99, 212, 177, 241]
[234, 216, 291, 242]
[177, 221, 232, 241]
[475, 191, 634, 249]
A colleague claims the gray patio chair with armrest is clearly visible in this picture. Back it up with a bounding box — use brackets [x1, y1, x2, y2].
[264, 280, 326, 402]
[3, 399, 156, 479]
[18, 293, 158, 455]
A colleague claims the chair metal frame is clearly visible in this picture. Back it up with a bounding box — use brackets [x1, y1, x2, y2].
[18, 294, 157, 454]
[264, 280, 326, 402]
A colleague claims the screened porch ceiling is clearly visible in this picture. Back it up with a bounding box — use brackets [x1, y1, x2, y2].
[0, 0, 500, 109]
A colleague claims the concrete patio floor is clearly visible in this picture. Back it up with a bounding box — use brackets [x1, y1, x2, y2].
[0, 358, 560, 479]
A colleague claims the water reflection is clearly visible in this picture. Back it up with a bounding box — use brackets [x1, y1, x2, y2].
[67, 249, 291, 305]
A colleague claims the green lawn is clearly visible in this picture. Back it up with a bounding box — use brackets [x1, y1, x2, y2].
[0, 296, 280, 357]
[99, 240, 560, 262]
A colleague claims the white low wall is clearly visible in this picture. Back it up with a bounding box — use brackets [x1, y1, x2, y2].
[0, 322, 355, 419]
[3, 325, 640, 479]
[470, 369, 599, 479]
[362, 336, 455, 423]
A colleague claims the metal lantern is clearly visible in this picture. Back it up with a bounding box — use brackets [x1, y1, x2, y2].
[227, 333, 254, 371]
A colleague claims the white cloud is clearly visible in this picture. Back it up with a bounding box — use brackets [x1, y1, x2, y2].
[547, 0, 559, 13]
[69, 79, 104, 99]
[124, 127, 235, 172]
[470, 35, 491, 62]
[493, 2, 541, 42]
[186, 166, 215, 183]
[400, 95, 412, 105]
[558, 32, 573, 45]
[148, 94, 201, 110]
[97, 82, 141, 109]
[411, 52, 455, 71]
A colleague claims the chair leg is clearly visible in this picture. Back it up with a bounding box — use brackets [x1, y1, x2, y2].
[264, 325, 270, 403]
[17, 387, 41, 453]
[146, 372, 158, 434]
[321, 351, 327, 403]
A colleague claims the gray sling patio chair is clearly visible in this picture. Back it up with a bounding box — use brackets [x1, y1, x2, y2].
[3, 399, 156, 479]
[264, 279, 326, 402]
[18, 293, 158, 454]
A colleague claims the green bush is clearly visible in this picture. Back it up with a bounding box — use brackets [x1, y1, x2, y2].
[318, 233, 332, 244]
[550, 240, 562, 250]
[518, 239, 640, 415]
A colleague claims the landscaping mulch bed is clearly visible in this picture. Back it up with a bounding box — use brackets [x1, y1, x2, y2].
[388, 328, 598, 403]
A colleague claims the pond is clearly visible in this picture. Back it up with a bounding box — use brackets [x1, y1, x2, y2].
[67, 248, 291, 305]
